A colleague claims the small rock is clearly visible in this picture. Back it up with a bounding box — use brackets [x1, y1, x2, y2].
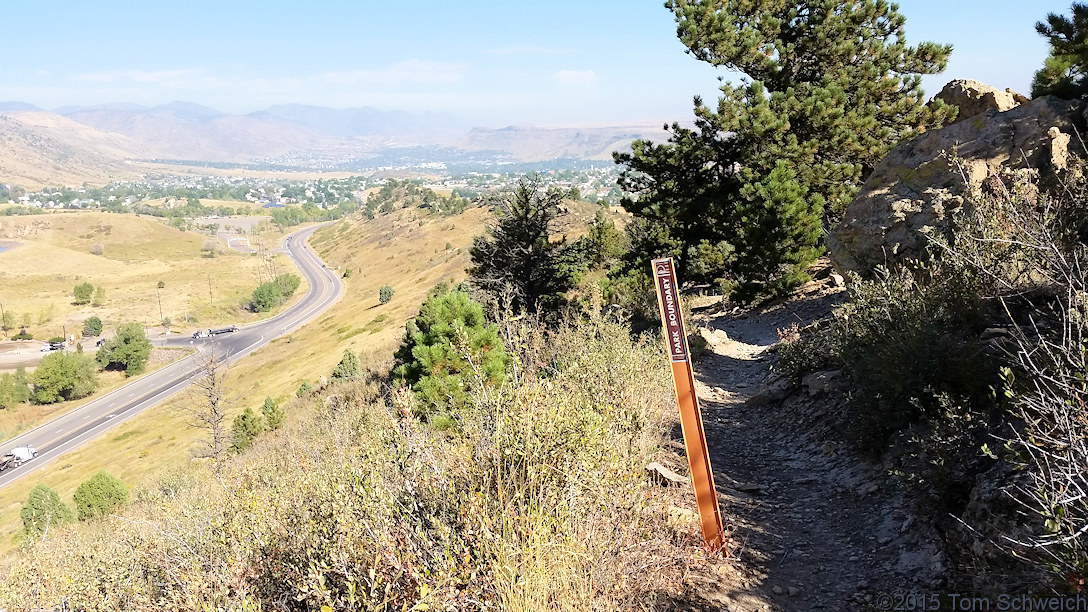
[788, 587, 801, 597]
[830, 272, 845, 287]
[646, 462, 690, 486]
[745, 376, 796, 407]
[878, 536, 893, 545]
[772, 586, 784, 595]
[803, 369, 841, 396]
[848, 555, 859, 562]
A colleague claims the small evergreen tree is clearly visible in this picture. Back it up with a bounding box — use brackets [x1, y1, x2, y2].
[469, 178, 588, 315]
[261, 396, 285, 430]
[330, 349, 361, 381]
[20, 485, 74, 539]
[296, 381, 313, 397]
[379, 284, 395, 304]
[394, 290, 508, 417]
[230, 406, 263, 453]
[585, 208, 626, 266]
[82, 316, 103, 337]
[73, 470, 128, 520]
[731, 162, 824, 302]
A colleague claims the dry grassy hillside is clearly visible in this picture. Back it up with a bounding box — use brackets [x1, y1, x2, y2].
[0, 211, 291, 344]
[0, 204, 491, 552]
[0, 112, 145, 189]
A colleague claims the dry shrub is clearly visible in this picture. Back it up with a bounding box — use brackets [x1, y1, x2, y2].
[905, 162, 1088, 591]
[0, 314, 697, 610]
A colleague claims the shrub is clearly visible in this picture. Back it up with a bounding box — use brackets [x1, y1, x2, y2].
[251, 274, 302, 312]
[92, 286, 106, 306]
[296, 381, 312, 397]
[342, 268, 352, 278]
[81, 316, 102, 337]
[72, 282, 94, 305]
[20, 485, 73, 539]
[378, 284, 394, 304]
[90, 243, 104, 256]
[73, 470, 128, 520]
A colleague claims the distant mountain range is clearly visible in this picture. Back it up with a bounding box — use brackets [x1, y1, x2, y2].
[0, 100, 670, 186]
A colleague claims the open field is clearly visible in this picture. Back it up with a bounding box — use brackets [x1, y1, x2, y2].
[0, 211, 298, 343]
[0, 204, 491, 552]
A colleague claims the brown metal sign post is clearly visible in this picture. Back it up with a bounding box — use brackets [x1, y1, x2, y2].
[652, 257, 725, 552]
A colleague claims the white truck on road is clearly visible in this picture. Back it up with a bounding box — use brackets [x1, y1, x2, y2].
[0, 446, 37, 471]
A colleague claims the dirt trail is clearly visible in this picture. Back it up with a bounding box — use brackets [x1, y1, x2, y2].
[686, 283, 947, 610]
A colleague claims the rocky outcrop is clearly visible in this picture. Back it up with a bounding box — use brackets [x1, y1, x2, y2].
[933, 79, 1029, 125]
[829, 94, 1084, 274]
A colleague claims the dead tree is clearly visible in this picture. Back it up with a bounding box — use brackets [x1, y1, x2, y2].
[185, 353, 232, 464]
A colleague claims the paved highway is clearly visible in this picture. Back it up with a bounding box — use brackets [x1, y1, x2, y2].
[0, 223, 343, 490]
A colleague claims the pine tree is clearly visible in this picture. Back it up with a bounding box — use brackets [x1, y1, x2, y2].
[330, 349, 361, 381]
[1032, 3, 1088, 98]
[230, 406, 263, 453]
[731, 161, 823, 301]
[616, 0, 953, 301]
[20, 485, 74, 539]
[666, 0, 955, 216]
[469, 178, 587, 315]
[393, 290, 508, 417]
[261, 396, 285, 430]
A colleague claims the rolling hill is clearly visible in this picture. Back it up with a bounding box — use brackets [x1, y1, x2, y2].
[0, 112, 144, 189]
[0, 101, 669, 187]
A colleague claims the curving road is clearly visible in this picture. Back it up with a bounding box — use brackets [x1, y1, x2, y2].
[0, 223, 342, 490]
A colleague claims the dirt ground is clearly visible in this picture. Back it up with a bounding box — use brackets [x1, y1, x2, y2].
[0, 340, 45, 372]
[679, 273, 948, 610]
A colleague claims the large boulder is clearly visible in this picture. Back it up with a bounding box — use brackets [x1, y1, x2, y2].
[933, 79, 1029, 125]
[829, 94, 1084, 274]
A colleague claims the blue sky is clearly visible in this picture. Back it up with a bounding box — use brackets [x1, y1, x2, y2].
[1, 1, 1072, 127]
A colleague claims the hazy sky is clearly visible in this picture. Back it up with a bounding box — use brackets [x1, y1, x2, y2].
[1, 1, 1072, 127]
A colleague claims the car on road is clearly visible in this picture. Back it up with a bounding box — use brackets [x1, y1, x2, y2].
[0, 446, 37, 471]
